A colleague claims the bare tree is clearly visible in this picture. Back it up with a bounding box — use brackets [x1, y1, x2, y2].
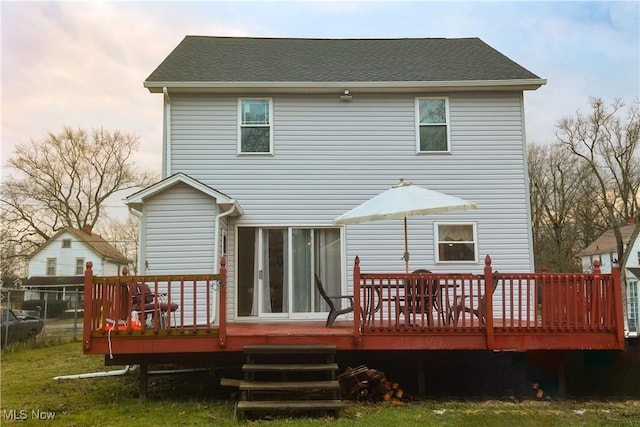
[1, 126, 157, 272]
[528, 143, 603, 271]
[97, 215, 140, 274]
[556, 97, 640, 270]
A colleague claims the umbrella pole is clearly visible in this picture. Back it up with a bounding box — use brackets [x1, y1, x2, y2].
[403, 216, 409, 274]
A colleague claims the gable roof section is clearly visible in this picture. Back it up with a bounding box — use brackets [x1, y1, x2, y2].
[580, 223, 638, 256]
[125, 173, 243, 215]
[29, 227, 129, 264]
[145, 36, 546, 93]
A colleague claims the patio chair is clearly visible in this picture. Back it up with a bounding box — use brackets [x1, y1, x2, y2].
[130, 283, 179, 328]
[452, 272, 499, 326]
[395, 269, 442, 326]
[314, 274, 354, 327]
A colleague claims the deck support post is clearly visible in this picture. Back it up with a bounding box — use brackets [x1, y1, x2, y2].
[138, 362, 148, 400]
[557, 356, 566, 399]
[417, 360, 425, 396]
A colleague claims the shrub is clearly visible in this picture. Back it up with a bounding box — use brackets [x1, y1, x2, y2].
[21, 299, 68, 318]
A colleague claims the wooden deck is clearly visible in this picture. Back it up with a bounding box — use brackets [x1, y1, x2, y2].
[82, 256, 626, 358]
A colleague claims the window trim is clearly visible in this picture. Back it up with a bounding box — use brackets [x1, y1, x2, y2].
[237, 98, 274, 155]
[75, 258, 85, 275]
[415, 96, 451, 154]
[434, 222, 478, 263]
[62, 239, 71, 248]
[46, 258, 57, 276]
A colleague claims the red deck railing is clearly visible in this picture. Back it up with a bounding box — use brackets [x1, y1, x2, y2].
[82, 258, 227, 352]
[83, 255, 624, 354]
[352, 255, 625, 349]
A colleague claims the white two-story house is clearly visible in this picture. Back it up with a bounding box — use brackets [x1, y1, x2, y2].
[580, 219, 640, 336]
[126, 36, 546, 325]
[25, 226, 129, 303]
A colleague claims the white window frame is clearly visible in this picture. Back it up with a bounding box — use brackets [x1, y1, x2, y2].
[238, 98, 273, 155]
[627, 280, 639, 333]
[46, 258, 57, 276]
[434, 222, 478, 263]
[75, 258, 85, 275]
[415, 96, 451, 153]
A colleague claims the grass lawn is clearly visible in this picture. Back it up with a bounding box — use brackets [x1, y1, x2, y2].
[2, 340, 640, 426]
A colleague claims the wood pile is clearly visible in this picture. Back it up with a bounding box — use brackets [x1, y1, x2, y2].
[336, 365, 405, 405]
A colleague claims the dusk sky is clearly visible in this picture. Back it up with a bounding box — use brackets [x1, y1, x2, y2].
[2, 1, 638, 216]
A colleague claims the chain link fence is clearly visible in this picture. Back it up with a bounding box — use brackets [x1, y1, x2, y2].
[1, 287, 83, 346]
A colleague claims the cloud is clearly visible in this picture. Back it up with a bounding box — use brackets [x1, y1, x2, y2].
[1, 0, 638, 173]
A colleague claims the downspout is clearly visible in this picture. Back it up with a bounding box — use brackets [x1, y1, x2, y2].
[53, 365, 137, 380]
[213, 204, 236, 327]
[128, 206, 144, 275]
[213, 204, 237, 274]
[163, 87, 171, 178]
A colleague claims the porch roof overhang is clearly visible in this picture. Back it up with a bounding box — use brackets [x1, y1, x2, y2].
[24, 276, 84, 287]
[124, 173, 243, 215]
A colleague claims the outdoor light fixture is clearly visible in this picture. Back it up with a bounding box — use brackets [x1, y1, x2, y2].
[340, 89, 352, 101]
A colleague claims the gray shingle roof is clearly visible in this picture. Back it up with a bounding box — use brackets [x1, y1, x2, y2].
[145, 36, 543, 86]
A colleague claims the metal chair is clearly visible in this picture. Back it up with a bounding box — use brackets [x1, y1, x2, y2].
[130, 283, 179, 328]
[314, 274, 354, 327]
[452, 272, 499, 326]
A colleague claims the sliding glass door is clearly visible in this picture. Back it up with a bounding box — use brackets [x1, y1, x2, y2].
[237, 227, 342, 318]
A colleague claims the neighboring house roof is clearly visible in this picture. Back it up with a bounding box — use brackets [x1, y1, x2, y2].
[580, 223, 638, 256]
[628, 268, 640, 279]
[125, 172, 243, 215]
[145, 36, 546, 92]
[29, 226, 130, 264]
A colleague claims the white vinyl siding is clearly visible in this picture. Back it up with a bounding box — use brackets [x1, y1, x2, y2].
[141, 182, 219, 325]
[168, 92, 532, 320]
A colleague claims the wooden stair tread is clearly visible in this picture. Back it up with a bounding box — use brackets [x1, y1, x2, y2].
[243, 363, 338, 372]
[236, 400, 345, 410]
[243, 344, 336, 354]
[240, 380, 339, 391]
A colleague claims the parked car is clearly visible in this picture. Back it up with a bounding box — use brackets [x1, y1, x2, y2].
[0, 307, 44, 348]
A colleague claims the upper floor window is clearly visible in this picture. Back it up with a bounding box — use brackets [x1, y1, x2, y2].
[435, 222, 477, 263]
[46, 258, 57, 276]
[75, 258, 85, 275]
[238, 99, 273, 154]
[415, 97, 450, 153]
[62, 239, 71, 248]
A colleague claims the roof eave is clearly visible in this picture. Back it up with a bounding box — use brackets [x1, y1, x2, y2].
[144, 79, 547, 94]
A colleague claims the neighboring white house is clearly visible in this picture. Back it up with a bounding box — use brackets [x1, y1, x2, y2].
[580, 219, 640, 336]
[127, 36, 546, 324]
[25, 226, 129, 304]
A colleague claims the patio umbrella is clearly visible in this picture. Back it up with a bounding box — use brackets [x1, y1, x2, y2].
[332, 179, 477, 273]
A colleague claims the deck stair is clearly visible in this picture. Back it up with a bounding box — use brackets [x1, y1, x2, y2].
[235, 344, 345, 420]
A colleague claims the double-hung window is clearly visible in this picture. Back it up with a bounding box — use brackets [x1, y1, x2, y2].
[46, 258, 57, 276]
[75, 258, 85, 275]
[238, 98, 273, 154]
[416, 97, 450, 153]
[435, 223, 477, 262]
